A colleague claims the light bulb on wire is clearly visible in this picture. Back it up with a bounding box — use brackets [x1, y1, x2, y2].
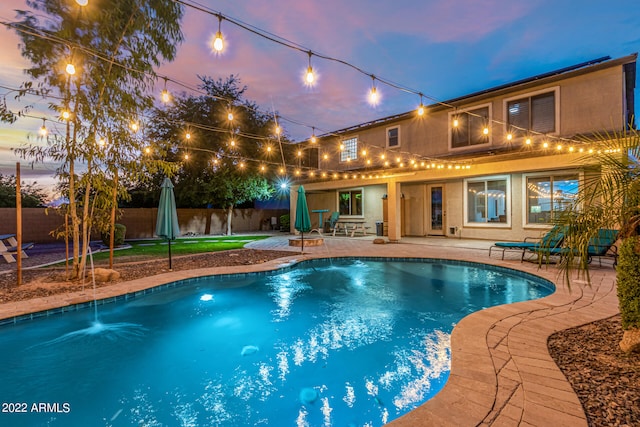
[39, 119, 47, 136]
[304, 51, 315, 86]
[368, 75, 379, 106]
[65, 63, 76, 75]
[75, 0, 88, 5]
[160, 78, 170, 103]
[213, 15, 224, 52]
[417, 94, 425, 116]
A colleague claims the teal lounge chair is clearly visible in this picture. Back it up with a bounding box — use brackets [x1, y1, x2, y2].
[489, 226, 565, 260]
[544, 228, 619, 266]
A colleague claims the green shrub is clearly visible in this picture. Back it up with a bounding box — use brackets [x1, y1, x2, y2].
[617, 236, 640, 330]
[101, 223, 127, 247]
[279, 214, 290, 229]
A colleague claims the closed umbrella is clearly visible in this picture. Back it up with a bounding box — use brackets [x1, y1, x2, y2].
[294, 185, 312, 252]
[156, 177, 180, 269]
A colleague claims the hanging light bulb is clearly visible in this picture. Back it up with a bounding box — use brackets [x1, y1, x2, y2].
[227, 112, 234, 121]
[65, 63, 76, 75]
[144, 147, 151, 154]
[305, 51, 315, 86]
[160, 78, 170, 103]
[39, 119, 47, 136]
[130, 122, 139, 132]
[75, 0, 88, 5]
[483, 126, 489, 135]
[452, 115, 459, 127]
[506, 133, 513, 141]
[417, 94, 425, 116]
[62, 111, 71, 120]
[98, 137, 106, 147]
[525, 137, 532, 145]
[185, 132, 191, 140]
[310, 127, 317, 143]
[213, 15, 224, 52]
[266, 145, 272, 153]
[184, 153, 189, 160]
[230, 138, 236, 147]
[368, 75, 379, 106]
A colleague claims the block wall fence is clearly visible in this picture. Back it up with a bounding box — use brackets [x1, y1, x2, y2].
[0, 208, 289, 243]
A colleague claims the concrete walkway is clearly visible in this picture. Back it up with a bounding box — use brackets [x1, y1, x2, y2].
[0, 234, 619, 426]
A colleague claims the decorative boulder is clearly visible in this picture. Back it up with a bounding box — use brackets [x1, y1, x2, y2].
[90, 268, 121, 283]
[620, 328, 640, 353]
[373, 238, 386, 245]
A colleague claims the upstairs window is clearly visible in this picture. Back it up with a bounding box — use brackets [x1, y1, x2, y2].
[386, 126, 400, 148]
[507, 90, 557, 137]
[340, 137, 358, 162]
[451, 106, 490, 148]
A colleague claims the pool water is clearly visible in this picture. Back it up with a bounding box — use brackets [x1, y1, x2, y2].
[0, 258, 553, 427]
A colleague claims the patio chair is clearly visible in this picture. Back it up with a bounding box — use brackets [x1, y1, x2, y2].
[489, 226, 565, 261]
[328, 212, 340, 235]
[544, 228, 619, 267]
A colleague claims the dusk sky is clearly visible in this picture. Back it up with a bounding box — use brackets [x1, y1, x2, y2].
[1, 0, 639, 196]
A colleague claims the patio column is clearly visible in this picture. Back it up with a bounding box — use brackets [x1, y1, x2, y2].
[387, 179, 402, 242]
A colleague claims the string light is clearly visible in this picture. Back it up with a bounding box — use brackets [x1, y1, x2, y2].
[482, 126, 489, 135]
[185, 132, 191, 140]
[453, 117, 459, 127]
[310, 127, 317, 143]
[75, 0, 88, 5]
[38, 119, 47, 136]
[65, 63, 76, 75]
[97, 137, 106, 147]
[213, 14, 224, 52]
[62, 111, 71, 120]
[130, 121, 139, 132]
[304, 51, 315, 86]
[227, 111, 234, 121]
[160, 78, 170, 103]
[368, 76, 379, 106]
[144, 147, 151, 154]
[417, 94, 425, 116]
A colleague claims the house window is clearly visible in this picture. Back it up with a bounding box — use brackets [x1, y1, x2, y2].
[507, 90, 556, 137]
[451, 106, 490, 148]
[386, 126, 400, 148]
[340, 137, 358, 162]
[338, 189, 363, 216]
[465, 176, 509, 225]
[526, 173, 578, 224]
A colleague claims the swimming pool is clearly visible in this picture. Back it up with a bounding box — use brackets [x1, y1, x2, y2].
[0, 258, 553, 426]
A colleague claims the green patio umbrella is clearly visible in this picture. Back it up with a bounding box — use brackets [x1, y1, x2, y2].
[156, 177, 180, 269]
[294, 185, 312, 252]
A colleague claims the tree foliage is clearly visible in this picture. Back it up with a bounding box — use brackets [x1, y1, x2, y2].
[0, 174, 48, 207]
[553, 127, 640, 347]
[11, 0, 183, 278]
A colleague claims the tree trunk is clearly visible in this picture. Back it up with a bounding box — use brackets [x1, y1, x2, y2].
[109, 172, 118, 269]
[226, 206, 233, 236]
[617, 236, 640, 353]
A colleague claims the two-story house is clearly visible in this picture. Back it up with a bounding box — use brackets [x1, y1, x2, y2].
[290, 54, 637, 242]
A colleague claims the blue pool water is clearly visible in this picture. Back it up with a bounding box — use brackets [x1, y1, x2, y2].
[0, 258, 553, 427]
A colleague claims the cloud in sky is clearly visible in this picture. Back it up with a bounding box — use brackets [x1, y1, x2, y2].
[1, 0, 639, 188]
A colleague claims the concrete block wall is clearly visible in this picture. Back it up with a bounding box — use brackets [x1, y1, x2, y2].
[0, 207, 289, 243]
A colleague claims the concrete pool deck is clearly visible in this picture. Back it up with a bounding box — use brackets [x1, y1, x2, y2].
[0, 234, 619, 426]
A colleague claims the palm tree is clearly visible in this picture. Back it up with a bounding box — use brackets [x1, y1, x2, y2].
[554, 126, 640, 353]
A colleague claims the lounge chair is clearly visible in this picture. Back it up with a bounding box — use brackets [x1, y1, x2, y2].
[543, 228, 619, 267]
[489, 226, 565, 261]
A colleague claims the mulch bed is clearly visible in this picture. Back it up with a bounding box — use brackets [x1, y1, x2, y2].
[548, 315, 640, 426]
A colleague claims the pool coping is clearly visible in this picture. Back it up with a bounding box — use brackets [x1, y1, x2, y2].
[0, 237, 619, 426]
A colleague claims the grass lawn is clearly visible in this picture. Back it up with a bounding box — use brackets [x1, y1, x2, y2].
[89, 235, 271, 262]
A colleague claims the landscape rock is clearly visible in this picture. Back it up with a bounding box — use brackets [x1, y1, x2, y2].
[620, 328, 640, 353]
[373, 238, 386, 244]
[91, 268, 121, 283]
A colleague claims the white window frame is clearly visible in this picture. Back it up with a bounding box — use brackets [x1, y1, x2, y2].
[386, 125, 401, 148]
[337, 187, 364, 217]
[448, 102, 493, 151]
[463, 175, 511, 227]
[503, 86, 560, 139]
[522, 170, 581, 228]
[340, 136, 358, 162]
